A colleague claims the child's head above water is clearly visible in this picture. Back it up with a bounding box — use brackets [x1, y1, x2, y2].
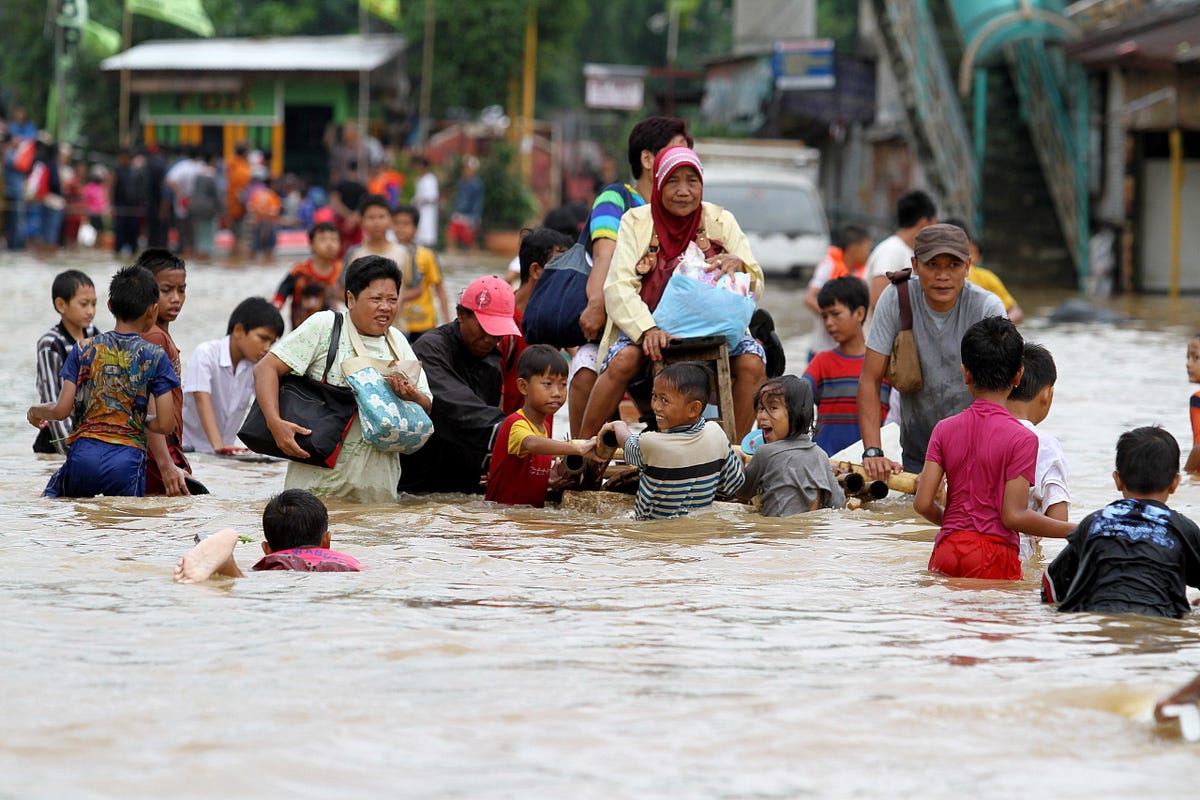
[960, 316, 1024, 393]
[1115, 426, 1180, 497]
[753, 375, 815, 443]
[52, 269, 96, 333]
[133, 248, 186, 327]
[227, 297, 284, 364]
[262, 489, 330, 552]
[517, 344, 569, 417]
[1187, 334, 1200, 385]
[817, 276, 869, 346]
[1007, 342, 1057, 424]
[652, 362, 712, 430]
[108, 265, 160, 326]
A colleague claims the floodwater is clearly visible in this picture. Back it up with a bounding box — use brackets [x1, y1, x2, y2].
[1, 248, 1198, 799]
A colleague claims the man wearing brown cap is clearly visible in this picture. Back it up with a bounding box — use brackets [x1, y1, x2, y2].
[857, 223, 1007, 478]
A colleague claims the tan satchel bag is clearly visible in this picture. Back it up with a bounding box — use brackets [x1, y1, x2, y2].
[884, 268, 923, 392]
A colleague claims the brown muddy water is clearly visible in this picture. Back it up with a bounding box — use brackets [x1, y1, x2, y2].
[1, 249, 1198, 798]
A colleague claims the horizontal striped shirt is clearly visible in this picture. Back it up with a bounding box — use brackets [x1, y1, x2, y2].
[588, 183, 644, 246]
[36, 322, 100, 454]
[803, 349, 891, 456]
[624, 420, 745, 520]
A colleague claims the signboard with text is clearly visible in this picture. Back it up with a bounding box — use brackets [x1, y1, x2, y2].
[772, 39, 835, 90]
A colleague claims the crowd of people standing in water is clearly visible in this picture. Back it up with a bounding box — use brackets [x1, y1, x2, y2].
[19, 110, 1200, 681]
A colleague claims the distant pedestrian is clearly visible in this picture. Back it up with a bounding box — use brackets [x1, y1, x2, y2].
[447, 156, 483, 252]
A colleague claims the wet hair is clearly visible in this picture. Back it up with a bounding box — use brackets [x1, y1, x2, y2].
[896, 190, 937, 229]
[518, 227, 573, 285]
[1008, 342, 1057, 402]
[392, 203, 419, 225]
[262, 489, 328, 551]
[817, 276, 869, 313]
[517, 343, 568, 380]
[307, 221, 339, 242]
[357, 192, 392, 216]
[52, 269, 94, 307]
[836, 224, 871, 249]
[227, 297, 284, 338]
[1115, 426, 1180, 494]
[627, 117, 693, 180]
[655, 362, 712, 406]
[344, 254, 402, 299]
[753, 375, 815, 440]
[960, 316, 1024, 392]
[108, 265, 159, 322]
[542, 203, 587, 238]
[133, 248, 186, 275]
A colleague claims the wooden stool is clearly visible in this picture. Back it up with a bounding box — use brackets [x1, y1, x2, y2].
[650, 335, 737, 442]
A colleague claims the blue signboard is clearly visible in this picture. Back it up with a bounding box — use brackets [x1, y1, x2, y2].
[772, 39, 835, 90]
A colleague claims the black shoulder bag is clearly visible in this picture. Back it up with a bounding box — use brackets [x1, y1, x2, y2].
[239, 313, 359, 468]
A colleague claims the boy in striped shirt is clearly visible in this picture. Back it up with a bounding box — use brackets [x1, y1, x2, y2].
[601, 362, 744, 520]
[803, 276, 891, 456]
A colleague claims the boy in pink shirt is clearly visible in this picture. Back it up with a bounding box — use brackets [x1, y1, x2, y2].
[913, 317, 1075, 580]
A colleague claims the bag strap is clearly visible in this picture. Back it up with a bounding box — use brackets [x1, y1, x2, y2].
[344, 313, 403, 362]
[886, 268, 914, 331]
[322, 312, 345, 383]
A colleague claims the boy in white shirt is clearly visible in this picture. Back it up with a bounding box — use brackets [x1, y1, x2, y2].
[182, 298, 284, 454]
[1006, 342, 1070, 560]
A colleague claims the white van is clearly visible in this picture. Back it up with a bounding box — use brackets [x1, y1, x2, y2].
[701, 166, 830, 281]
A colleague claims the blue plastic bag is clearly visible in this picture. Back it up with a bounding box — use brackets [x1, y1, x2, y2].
[651, 272, 756, 349]
[344, 366, 435, 454]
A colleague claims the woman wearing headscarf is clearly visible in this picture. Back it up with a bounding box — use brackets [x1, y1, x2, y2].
[578, 146, 766, 441]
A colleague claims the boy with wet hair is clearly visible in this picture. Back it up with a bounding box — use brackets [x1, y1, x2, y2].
[803, 275, 891, 456]
[601, 362, 745, 520]
[487, 344, 595, 507]
[27, 265, 180, 497]
[174, 489, 362, 582]
[34, 269, 100, 454]
[344, 194, 414, 302]
[913, 316, 1074, 580]
[1006, 342, 1070, 560]
[1042, 427, 1200, 617]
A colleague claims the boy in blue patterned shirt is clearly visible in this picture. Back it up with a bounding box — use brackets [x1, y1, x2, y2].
[27, 265, 180, 497]
[601, 362, 744, 520]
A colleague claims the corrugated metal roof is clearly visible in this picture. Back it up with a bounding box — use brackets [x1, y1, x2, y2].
[101, 34, 405, 73]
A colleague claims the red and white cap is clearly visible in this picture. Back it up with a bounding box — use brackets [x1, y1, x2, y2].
[460, 276, 522, 337]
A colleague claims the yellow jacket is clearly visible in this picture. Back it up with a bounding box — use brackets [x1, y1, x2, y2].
[600, 201, 763, 358]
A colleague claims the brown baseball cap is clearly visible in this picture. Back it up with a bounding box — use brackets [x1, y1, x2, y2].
[913, 223, 970, 263]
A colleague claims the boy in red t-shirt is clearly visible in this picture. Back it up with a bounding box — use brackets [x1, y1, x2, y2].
[803, 276, 890, 456]
[272, 222, 342, 331]
[486, 344, 595, 507]
[913, 317, 1075, 580]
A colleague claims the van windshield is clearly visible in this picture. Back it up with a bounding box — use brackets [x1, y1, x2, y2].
[702, 182, 825, 237]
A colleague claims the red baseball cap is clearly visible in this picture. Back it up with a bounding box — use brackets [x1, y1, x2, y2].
[460, 276, 521, 337]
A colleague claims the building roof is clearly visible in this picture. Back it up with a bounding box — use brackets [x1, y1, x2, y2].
[1066, 4, 1200, 68]
[101, 34, 405, 74]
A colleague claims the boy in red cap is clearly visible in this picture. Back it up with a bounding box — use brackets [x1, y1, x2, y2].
[398, 276, 521, 494]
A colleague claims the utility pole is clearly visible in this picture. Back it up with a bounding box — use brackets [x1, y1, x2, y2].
[418, 0, 435, 149]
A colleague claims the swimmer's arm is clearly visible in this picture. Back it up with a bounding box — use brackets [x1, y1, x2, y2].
[1186, 443, 1200, 475]
[1003, 477, 1074, 538]
[27, 379, 77, 425]
[522, 435, 595, 457]
[913, 460, 945, 526]
[191, 391, 227, 451]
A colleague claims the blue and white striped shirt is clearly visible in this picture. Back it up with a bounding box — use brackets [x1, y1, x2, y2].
[624, 420, 745, 520]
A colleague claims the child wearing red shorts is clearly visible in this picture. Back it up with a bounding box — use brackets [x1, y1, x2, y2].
[913, 317, 1075, 580]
